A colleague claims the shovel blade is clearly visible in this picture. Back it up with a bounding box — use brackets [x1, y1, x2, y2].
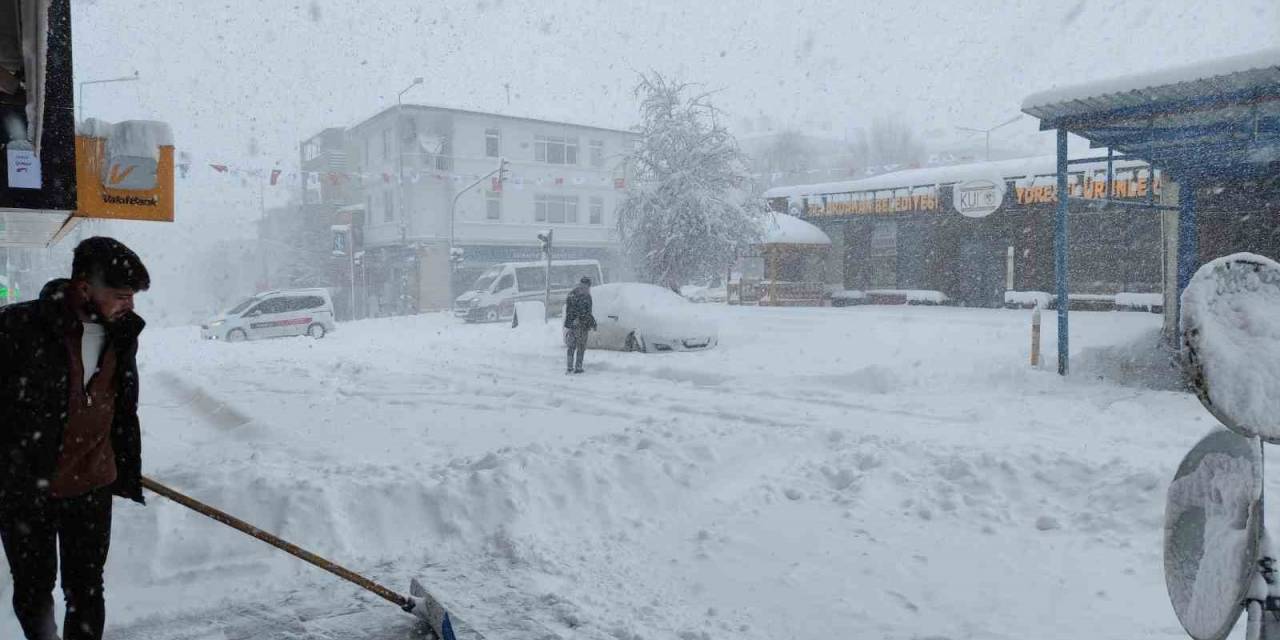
[409, 577, 480, 640]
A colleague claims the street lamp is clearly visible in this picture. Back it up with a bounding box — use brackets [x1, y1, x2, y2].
[956, 115, 1022, 161]
[393, 77, 423, 312]
[78, 70, 140, 122]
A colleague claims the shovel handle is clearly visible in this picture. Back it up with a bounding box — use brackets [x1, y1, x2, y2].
[140, 475, 412, 610]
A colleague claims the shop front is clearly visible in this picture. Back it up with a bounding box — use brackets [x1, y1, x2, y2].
[766, 157, 1171, 308]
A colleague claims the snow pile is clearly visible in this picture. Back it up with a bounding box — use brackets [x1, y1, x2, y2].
[1005, 290, 1053, 309]
[1164, 445, 1260, 640]
[867, 289, 950, 305]
[1181, 253, 1280, 441]
[761, 212, 831, 246]
[1116, 293, 1163, 311]
[79, 119, 175, 160]
[1074, 328, 1183, 390]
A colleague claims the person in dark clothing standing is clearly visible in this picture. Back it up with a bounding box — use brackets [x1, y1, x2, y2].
[563, 277, 596, 374]
[0, 237, 150, 640]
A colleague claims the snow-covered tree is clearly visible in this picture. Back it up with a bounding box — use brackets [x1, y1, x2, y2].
[618, 74, 764, 291]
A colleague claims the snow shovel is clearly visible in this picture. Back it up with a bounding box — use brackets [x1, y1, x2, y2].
[140, 476, 482, 640]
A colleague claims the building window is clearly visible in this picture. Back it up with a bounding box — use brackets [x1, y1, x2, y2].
[303, 141, 320, 162]
[383, 192, 395, 222]
[534, 194, 580, 224]
[436, 137, 452, 171]
[869, 219, 897, 288]
[485, 128, 501, 158]
[589, 140, 604, 168]
[381, 129, 392, 160]
[589, 196, 603, 224]
[534, 135, 578, 165]
[366, 137, 375, 164]
[486, 190, 501, 220]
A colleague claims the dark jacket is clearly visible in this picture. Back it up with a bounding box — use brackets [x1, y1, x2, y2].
[0, 279, 146, 507]
[563, 285, 596, 330]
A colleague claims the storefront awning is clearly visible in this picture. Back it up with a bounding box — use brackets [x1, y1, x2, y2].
[0, 209, 75, 247]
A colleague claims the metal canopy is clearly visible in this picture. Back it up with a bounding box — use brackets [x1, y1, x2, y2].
[1021, 47, 1280, 374]
[0, 210, 75, 248]
[1024, 49, 1280, 182]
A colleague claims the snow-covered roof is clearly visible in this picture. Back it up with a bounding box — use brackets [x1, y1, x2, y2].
[762, 154, 1150, 200]
[762, 213, 831, 246]
[1023, 47, 1280, 113]
[1021, 47, 1280, 182]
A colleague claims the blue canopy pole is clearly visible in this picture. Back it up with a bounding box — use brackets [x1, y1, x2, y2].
[1055, 129, 1070, 375]
[1177, 179, 1198, 301]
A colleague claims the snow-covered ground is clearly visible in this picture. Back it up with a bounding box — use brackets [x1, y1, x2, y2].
[0, 305, 1240, 639]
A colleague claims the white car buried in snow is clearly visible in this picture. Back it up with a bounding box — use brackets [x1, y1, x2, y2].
[586, 283, 718, 353]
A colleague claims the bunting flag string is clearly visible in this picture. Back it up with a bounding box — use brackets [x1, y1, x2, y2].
[176, 152, 632, 191]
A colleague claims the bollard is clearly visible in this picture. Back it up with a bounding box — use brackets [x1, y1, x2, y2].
[1030, 304, 1042, 367]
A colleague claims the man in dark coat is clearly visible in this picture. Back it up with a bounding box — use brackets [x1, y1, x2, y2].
[563, 277, 596, 374]
[0, 237, 150, 640]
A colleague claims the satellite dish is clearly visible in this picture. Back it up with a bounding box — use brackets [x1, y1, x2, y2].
[1182, 253, 1280, 443]
[1164, 428, 1262, 640]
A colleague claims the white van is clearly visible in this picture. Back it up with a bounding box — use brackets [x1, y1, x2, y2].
[455, 259, 603, 323]
[201, 288, 337, 342]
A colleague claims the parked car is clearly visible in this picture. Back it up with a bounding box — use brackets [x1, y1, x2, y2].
[201, 288, 336, 342]
[455, 259, 603, 323]
[587, 283, 718, 353]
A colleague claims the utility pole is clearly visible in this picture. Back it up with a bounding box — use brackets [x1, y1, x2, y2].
[537, 229, 553, 322]
[395, 77, 424, 311]
[956, 115, 1022, 161]
[447, 158, 507, 312]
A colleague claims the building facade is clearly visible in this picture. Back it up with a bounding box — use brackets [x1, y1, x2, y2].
[765, 155, 1171, 307]
[343, 105, 634, 315]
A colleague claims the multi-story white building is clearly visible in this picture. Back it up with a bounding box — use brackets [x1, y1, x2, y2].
[344, 104, 635, 314]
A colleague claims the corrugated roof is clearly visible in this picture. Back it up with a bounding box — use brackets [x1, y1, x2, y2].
[762, 154, 1150, 200]
[1021, 47, 1280, 181]
[0, 210, 74, 248]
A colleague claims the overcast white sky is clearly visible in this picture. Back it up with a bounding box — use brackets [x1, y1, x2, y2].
[64, 0, 1279, 287]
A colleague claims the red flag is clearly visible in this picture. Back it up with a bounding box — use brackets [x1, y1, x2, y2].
[270, 169, 282, 186]
[491, 176, 503, 193]
[210, 164, 228, 173]
[614, 178, 626, 189]
[555, 177, 564, 185]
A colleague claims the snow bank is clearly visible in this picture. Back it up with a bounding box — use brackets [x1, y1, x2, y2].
[1116, 293, 1163, 311]
[867, 289, 949, 305]
[1005, 291, 1053, 309]
[1181, 253, 1280, 441]
[1074, 328, 1183, 390]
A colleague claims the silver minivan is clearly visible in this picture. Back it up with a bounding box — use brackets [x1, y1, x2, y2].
[454, 260, 603, 323]
[201, 288, 337, 342]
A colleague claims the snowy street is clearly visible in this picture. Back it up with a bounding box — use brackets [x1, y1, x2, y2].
[0, 304, 1224, 639]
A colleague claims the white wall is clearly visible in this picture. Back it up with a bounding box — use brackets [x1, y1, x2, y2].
[352, 109, 633, 251]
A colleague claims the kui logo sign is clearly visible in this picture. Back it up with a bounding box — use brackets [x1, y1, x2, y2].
[953, 178, 1006, 218]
